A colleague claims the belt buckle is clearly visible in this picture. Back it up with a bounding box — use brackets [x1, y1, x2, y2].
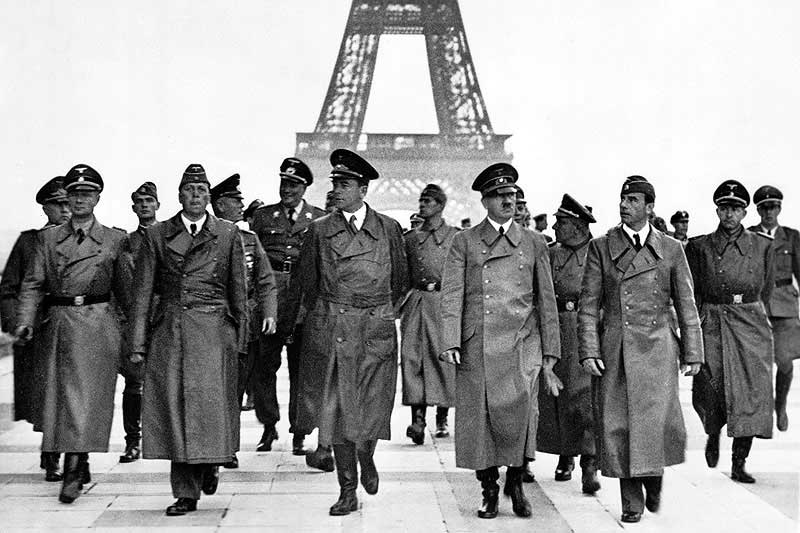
[282, 260, 292, 273]
[425, 282, 436, 292]
[73, 295, 85, 306]
[565, 301, 575, 311]
[733, 294, 743, 304]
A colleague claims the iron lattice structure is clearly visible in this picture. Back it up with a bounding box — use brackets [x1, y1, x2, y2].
[296, 0, 512, 224]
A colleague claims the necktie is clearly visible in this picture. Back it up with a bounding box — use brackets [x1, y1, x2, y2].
[190, 223, 197, 236]
[633, 233, 642, 251]
[287, 207, 295, 225]
[499, 226, 505, 236]
[348, 214, 358, 234]
[76, 228, 85, 245]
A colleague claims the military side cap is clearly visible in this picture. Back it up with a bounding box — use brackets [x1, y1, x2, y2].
[131, 181, 158, 202]
[180, 164, 209, 187]
[713, 179, 750, 207]
[211, 174, 244, 202]
[472, 163, 518, 196]
[330, 149, 379, 183]
[670, 210, 689, 224]
[64, 164, 103, 192]
[280, 157, 313, 186]
[420, 183, 447, 204]
[514, 185, 527, 204]
[554, 194, 596, 224]
[243, 199, 264, 219]
[753, 185, 783, 207]
[36, 176, 67, 205]
[620, 175, 655, 202]
[533, 213, 548, 222]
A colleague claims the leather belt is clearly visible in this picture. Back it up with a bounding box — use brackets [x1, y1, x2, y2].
[416, 281, 441, 292]
[45, 294, 110, 307]
[776, 278, 794, 288]
[557, 299, 578, 312]
[704, 293, 758, 305]
[270, 259, 293, 274]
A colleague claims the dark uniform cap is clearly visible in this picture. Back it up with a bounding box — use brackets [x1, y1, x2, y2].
[420, 183, 447, 204]
[620, 175, 655, 203]
[713, 179, 750, 207]
[243, 199, 264, 219]
[514, 185, 527, 204]
[280, 157, 314, 186]
[472, 163, 518, 196]
[533, 213, 548, 222]
[210, 174, 244, 202]
[131, 181, 158, 202]
[753, 185, 783, 207]
[180, 164, 209, 188]
[64, 164, 104, 192]
[554, 194, 596, 224]
[36, 176, 68, 205]
[329, 149, 379, 183]
[669, 210, 689, 224]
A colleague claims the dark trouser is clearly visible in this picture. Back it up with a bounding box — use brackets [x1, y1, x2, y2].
[619, 476, 662, 513]
[119, 359, 144, 444]
[476, 466, 500, 482]
[256, 325, 304, 434]
[237, 338, 260, 407]
[170, 462, 213, 500]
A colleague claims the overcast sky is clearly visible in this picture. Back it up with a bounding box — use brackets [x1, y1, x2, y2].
[2, 0, 800, 259]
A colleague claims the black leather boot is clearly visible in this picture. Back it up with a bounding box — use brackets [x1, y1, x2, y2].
[554, 455, 575, 481]
[705, 432, 720, 468]
[79, 453, 91, 484]
[476, 468, 499, 519]
[330, 442, 359, 516]
[59, 453, 84, 503]
[357, 440, 379, 495]
[580, 454, 601, 494]
[504, 466, 532, 517]
[306, 444, 335, 472]
[731, 436, 755, 483]
[406, 405, 427, 445]
[521, 457, 535, 483]
[775, 369, 792, 432]
[119, 393, 142, 463]
[42, 452, 62, 482]
[292, 434, 306, 456]
[435, 407, 450, 438]
[256, 426, 278, 452]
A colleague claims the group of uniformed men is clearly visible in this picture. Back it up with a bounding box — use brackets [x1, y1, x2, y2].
[1, 150, 797, 523]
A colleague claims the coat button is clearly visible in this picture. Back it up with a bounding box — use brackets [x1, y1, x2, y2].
[336, 337, 343, 343]
[485, 280, 490, 284]
[339, 309, 345, 314]
[484, 265, 488, 269]
[485, 295, 490, 299]
[625, 321, 629, 325]
[485, 310, 491, 314]
[482, 250, 487, 254]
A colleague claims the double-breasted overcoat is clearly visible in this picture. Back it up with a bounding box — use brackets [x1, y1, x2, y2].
[578, 226, 703, 478]
[130, 213, 248, 464]
[440, 219, 561, 471]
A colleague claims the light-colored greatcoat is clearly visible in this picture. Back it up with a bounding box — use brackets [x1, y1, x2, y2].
[130, 213, 248, 464]
[578, 226, 703, 478]
[440, 219, 561, 471]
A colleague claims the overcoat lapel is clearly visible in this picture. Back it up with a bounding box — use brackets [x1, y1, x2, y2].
[189, 214, 218, 253]
[165, 214, 192, 258]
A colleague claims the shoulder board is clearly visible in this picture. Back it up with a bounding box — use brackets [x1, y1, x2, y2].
[240, 228, 256, 235]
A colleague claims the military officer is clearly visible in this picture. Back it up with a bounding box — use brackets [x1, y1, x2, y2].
[669, 210, 690, 244]
[748, 186, 799, 432]
[210, 174, 278, 468]
[290, 149, 409, 515]
[251, 158, 326, 458]
[0, 176, 70, 481]
[401, 184, 458, 445]
[536, 194, 600, 495]
[579, 175, 703, 523]
[533, 213, 553, 243]
[117, 181, 160, 464]
[243, 199, 264, 231]
[440, 163, 562, 519]
[461, 218, 472, 229]
[129, 164, 249, 515]
[15, 164, 130, 504]
[685, 180, 775, 485]
[513, 185, 530, 228]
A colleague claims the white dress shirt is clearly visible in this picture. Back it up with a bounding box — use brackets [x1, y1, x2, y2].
[181, 212, 207, 235]
[622, 222, 651, 248]
[487, 217, 513, 235]
[341, 203, 367, 231]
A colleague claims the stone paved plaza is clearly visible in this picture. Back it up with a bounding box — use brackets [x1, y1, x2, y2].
[0, 355, 797, 532]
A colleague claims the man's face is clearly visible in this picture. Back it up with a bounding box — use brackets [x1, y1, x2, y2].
[535, 217, 547, 232]
[42, 200, 71, 225]
[178, 183, 210, 217]
[716, 204, 746, 231]
[279, 179, 306, 208]
[553, 216, 579, 244]
[672, 220, 689, 235]
[757, 202, 781, 228]
[67, 190, 99, 218]
[481, 190, 516, 223]
[514, 201, 527, 224]
[619, 193, 652, 228]
[331, 178, 367, 213]
[418, 196, 443, 219]
[131, 194, 160, 222]
[214, 196, 244, 223]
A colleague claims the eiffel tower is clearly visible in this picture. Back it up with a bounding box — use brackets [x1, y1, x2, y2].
[295, 0, 512, 225]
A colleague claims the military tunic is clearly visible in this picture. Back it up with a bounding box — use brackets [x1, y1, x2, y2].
[293, 206, 409, 444]
[440, 219, 561, 470]
[537, 239, 595, 456]
[578, 226, 703, 478]
[686, 226, 775, 438]
[16, 220, 129, 452]
[400, 220, 458, 407]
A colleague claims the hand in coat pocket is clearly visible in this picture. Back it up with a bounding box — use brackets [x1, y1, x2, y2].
[439, 348, 461, 365]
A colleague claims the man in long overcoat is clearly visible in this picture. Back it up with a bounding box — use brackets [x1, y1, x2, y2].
[440, 163, 562, 520]
[578, 175, 703, 524]
[0, 176, 70, 481]
[291, 149, 409, 516]
[401, 183, 458, 444]
[748, 185, 799, 432]
[15, 164, 130, 504]
[129, 164, 248, 516]
[536, 194, 600, 495]
[686, 180, 774, 484]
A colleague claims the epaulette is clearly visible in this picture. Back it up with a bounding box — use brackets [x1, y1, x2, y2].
[240, 227, 256, 235]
